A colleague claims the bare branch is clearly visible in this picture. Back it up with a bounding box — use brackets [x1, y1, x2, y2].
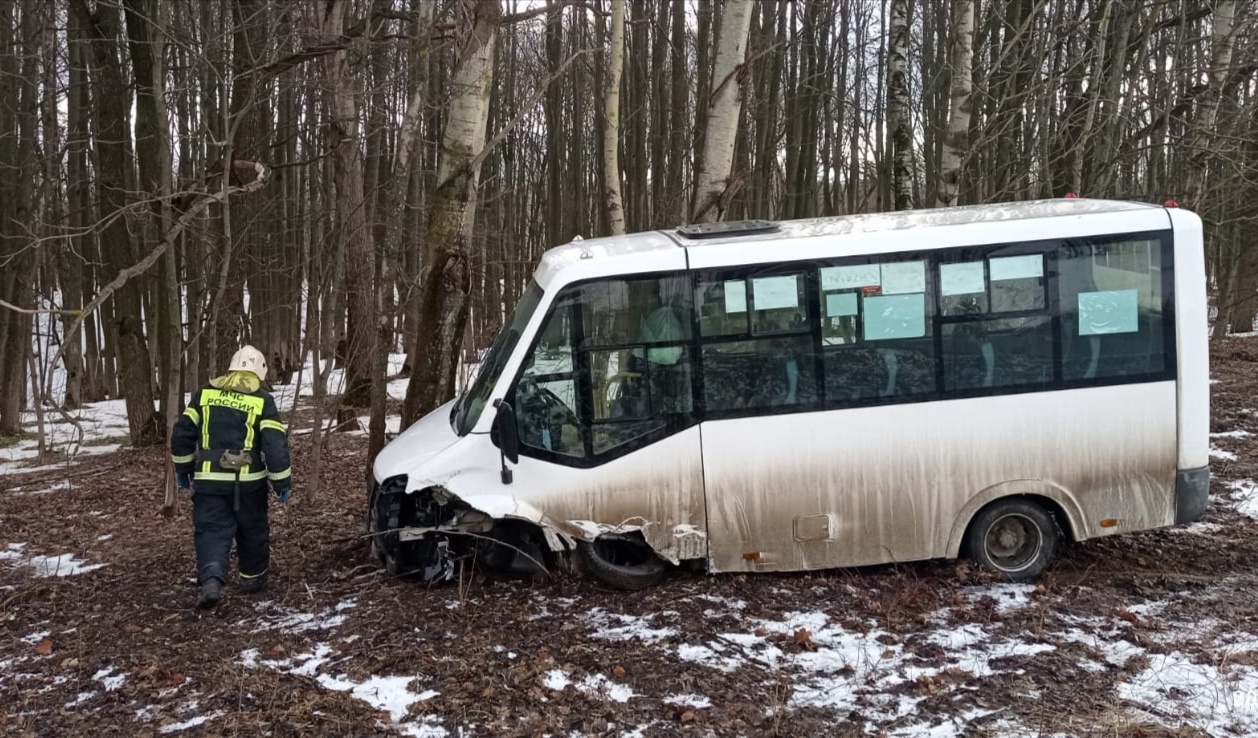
[466, 48, 593, 174]
[501, 1, 601, 25]
[42, 162, 272, 412]
[0, 299, 80, 317]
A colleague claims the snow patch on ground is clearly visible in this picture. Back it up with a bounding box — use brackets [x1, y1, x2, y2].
[251, 601, 354, 634]
[93, 667, 126, 692]
[159, 711, 225, 734]
[663, 693, 712, 709]
[0, 398, 134, 475]
[673, 607, 1054, 717]
[1226, 480, 1258, 519]
[963, 582, 1038, 613]
[0, 544, 106, 577]
[1211, 446, 1239, 461]
[241, 639, 442, 735]
[1119, 652, 1258, 735]
[583, 609, 677, 644]
[542, 670, 636, 703]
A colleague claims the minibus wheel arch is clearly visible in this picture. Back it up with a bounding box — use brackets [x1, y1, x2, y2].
[946, 487, 1083, 561]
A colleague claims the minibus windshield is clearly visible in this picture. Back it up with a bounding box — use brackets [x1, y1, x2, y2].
[451, 280, 545, 435]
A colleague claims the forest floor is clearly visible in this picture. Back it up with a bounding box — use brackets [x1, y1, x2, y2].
[3, 339, 1258, 737]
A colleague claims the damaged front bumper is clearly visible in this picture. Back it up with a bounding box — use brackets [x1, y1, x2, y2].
[368, 476, 567, 582]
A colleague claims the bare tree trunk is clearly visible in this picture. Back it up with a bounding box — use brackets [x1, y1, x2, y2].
[323, 0, 377, 408]
[402, 0, 500, 428]
[1069, 0, 1113, 194]
[691, 0, 754, 223]
[602, 0, 627, 235]
[126, 0, 181, 510]
[371, 0, 435, 462]
[936, 0, 975, 207]
[72, 0, 163, 446]
[887, 0, 914, 211]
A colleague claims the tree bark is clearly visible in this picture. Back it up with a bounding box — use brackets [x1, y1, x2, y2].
[691, 0, 754, 223]
[936, 0, 975, 207]
[402, 0, 500, 428]
[602, 0, 627, 235]
[72, 0, 163, 446]
[887, 0, 914, 211]
[323, 0, 377, 408]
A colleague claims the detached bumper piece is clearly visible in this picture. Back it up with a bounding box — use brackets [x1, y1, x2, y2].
[1175, 465, 1210, 524]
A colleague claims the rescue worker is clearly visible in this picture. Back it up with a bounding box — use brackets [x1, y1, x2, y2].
[170, 345, 293, 609]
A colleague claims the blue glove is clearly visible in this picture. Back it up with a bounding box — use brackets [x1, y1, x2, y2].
[275, 486, 291, 503]
[176, 472, 192, 490]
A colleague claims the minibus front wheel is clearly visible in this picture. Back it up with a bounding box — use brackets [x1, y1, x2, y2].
[964, 498, 1061, 581]
[576, 533, 668, 591]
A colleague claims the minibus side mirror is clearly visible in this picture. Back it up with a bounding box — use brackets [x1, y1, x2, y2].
[491, 399, 519, 484]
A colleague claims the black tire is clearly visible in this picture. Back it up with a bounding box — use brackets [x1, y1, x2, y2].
[576, 535, 668, 591]
[367, 487, 402, 575]
[479, 524, 549, 578]
[964, 498, 1060, 581]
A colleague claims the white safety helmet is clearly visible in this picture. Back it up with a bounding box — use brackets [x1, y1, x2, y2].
[228, 344, 268, 382]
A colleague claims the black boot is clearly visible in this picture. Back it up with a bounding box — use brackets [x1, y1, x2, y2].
[197, 577, 224, 609]
[239, 572, 268, 594]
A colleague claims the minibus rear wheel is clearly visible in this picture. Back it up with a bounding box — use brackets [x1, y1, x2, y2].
[964, 498, 1060, 581]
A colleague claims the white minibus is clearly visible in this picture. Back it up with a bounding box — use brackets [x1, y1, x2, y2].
[369, 197, 1210, 589]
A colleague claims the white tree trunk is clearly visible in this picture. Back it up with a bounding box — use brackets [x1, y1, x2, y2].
[395, 1, 438, 178]
[887, 0, 913, 211]
[402, 0, 499, 426]
[690, 0, 754, 223]
[935, 0, 974, 208]
[1187, 0, 1238, 207]
[602, 0, 627, 235]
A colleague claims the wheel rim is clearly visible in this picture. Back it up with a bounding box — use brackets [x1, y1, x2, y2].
[983, 513, 1043, 572]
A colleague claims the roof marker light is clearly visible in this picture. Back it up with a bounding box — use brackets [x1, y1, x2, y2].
[1065, 192, 1078, 198]
[1164, 199, 1179, 208]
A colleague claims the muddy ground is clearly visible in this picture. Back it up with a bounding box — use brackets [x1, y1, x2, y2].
[2, 338, 1258, 737]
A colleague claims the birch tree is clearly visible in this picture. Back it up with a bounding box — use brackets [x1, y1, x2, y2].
[602, 0, 627, 235]
[935, 0, 975, 207]
[691, 0, 755, 223]
[886, 0, 914, 211]
[402, 0, 500, 427]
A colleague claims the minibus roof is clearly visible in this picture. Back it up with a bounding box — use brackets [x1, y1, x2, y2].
[533, 198, 1168, 289]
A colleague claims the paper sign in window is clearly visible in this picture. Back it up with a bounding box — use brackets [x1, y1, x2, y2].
[864, 293, 926, 340]
[821, 264, 880, 291]
[881, 261, 926, 295]
[990, 254, 1044, 281]
[1079, 289, 1139, 335]
[723, 280, 746, 313]
[825, 292, 858, 317]
[752, 275, 800, 310]
[940, 261, 986, 296]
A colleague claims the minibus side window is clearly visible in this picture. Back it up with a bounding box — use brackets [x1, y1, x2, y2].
[583, 275, 695, 455]
[818, 259, 935, 403]
[510, 274, 698, 465]
[937, 248, 1054, 392]
[698, 271, 819, 413]
[1058, 236, 1167, 380]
